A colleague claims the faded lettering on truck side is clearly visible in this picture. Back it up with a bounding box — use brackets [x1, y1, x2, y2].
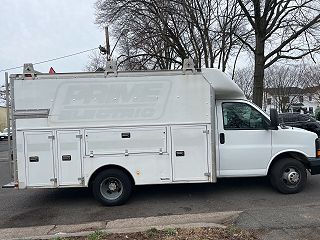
[49, 80, 171, 123]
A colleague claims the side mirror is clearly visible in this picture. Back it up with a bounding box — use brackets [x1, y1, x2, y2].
[270, 108, 279, 130]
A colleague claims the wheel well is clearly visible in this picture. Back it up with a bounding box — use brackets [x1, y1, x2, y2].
[268, 152, 309, 175]
[88, 165, 135, 188]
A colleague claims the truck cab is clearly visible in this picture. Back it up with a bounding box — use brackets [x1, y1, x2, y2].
[215, 99, 320, 193]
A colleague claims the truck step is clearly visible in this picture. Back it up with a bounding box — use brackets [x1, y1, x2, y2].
[2, 182, 17, 189]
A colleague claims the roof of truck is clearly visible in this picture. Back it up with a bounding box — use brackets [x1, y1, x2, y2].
[202, 69, 245, 100]
[10, 66, 245, 100]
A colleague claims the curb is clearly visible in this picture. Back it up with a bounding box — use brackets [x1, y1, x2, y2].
[0, 211, 242, 240]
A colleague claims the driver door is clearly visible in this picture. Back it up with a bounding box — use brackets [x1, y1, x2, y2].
[217, 101, 272, 177]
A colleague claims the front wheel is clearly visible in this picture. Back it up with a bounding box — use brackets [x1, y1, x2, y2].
[92, 169, 133, 206]
[270, 158, 307, 194]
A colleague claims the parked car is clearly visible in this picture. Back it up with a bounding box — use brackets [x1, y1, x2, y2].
[279, 113, 320, 136]
[0, 128, 12, 141]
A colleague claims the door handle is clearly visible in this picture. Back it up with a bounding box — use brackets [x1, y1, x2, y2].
[220, 133, 225, 144]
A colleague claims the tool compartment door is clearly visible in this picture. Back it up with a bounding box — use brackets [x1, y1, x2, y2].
[57, 130, 82, 186]
[24, 131, 55, 187]
[85, 127, 167, 155]
[171, 125, 209, 181]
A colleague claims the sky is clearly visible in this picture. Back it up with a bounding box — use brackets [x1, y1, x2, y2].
[0, 0, 104, 84]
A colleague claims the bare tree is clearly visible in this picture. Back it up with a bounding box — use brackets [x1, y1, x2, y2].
[232, 66, 254, 100]
[264, 64, 309, 112]
[94, 0, 247, 70]
[302, 64, 320, 103]
[85, 50, 107, 72]
[236, 0, 320, 107]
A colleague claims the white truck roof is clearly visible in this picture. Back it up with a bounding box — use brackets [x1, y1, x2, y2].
[10, 67, 245, 101]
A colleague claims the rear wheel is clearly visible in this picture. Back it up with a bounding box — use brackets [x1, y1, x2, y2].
[92, 169, 133, 206]
[270, 158, 307, 194]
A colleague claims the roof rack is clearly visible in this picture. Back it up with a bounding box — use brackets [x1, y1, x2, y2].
[22, 63, 44, 79]
[104, 60, 117, 77]
[182, 58, 195, 74]
[14, 58, 199, 80]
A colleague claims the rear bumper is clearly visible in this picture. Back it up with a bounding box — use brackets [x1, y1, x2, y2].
[307, 157, 320, 175]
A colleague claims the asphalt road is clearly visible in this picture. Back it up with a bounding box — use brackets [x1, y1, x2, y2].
[2, 140, 320, 230]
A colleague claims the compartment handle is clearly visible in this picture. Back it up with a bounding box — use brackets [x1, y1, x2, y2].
[62, 155, 72, 161]
[29, 156, 39, 162]
[176, 151, 185, 157]
[121, 132, 131, 138]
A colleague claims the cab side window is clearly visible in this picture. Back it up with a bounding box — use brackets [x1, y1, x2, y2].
[222, 102, 269, 130]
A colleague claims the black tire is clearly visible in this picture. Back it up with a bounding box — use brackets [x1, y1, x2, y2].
[92, 169, 133, 206]
[270, 158, 307, 194]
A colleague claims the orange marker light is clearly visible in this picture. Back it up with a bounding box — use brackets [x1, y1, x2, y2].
[316, 138, 320, 158]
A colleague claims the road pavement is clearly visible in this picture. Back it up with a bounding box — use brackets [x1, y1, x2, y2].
[2, 140, 320, 237]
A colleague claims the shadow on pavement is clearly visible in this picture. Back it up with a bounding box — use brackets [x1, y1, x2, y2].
[42, 176, 271, 204]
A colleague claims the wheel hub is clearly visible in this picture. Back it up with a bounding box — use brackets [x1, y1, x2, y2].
[283, 167, 300, 185]
[288, 171, 300, 184]
[100, 177, 123, 201]
[108, 182, 117, 191]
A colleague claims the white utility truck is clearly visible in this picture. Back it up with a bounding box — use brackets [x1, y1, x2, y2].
[4, 60, 320, 206]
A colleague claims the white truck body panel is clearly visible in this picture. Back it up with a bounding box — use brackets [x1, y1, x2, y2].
[24, 131, 55, 187]
[85, 127, 167, 156]
[14, 75, 211, 127]
[171, 125, 209, 181]
[12, 70, 219, 188]
[56, 130, 82, 186]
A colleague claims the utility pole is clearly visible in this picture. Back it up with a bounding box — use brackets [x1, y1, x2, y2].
[99, 26, 111, 60]
[99, 26, 128, 60]
[105, 26, 111, 60]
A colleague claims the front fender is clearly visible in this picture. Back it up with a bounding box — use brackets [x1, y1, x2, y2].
[267, 149, 309, 174]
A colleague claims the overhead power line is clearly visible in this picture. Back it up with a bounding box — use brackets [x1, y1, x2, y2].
[0, 47, 98, 73]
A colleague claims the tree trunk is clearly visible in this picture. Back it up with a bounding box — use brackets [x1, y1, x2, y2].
[253, 37, 265, 107]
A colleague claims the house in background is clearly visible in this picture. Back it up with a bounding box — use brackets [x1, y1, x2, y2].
[264, 86, 319, 114]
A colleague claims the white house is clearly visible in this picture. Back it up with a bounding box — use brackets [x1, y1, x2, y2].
[264, 86, 319, 114]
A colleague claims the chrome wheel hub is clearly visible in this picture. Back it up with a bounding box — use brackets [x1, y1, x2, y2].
[282, 167, 300, 186]
[288, 171, 299, 184]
